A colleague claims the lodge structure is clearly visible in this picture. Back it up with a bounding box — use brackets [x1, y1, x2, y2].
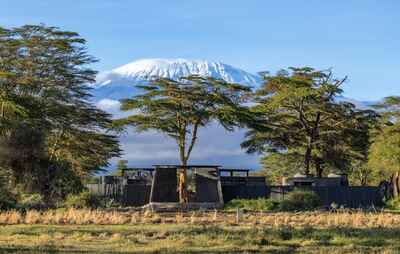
[86, 165, 384, 210]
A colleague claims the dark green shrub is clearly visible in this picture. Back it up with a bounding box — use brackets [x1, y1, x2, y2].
[296, 225, 315, 239]
[18, 193, 46, 210]
[386, 197, 400, 210]
[63, 191, 101, 209]
[224, 198, 279, 211]
[0, 170, 16, 210]
[277, 226, 293, 240]
[279, 190, 321, 211]
[0, 189, 16, 210]
[312, 233, 332, 245]
[259, 238, 269, 246]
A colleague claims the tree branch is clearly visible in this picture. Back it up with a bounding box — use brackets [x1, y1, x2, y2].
[185, 119, 200, 162]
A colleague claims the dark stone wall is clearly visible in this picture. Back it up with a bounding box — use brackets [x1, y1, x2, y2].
[150, 167, 179, 202]
[123, 184, 151, 206]
[222, 185, 268, 203]
[88, 174, 383, 208]
[220, 176, 268, 203]
[195, 174, 220, 202]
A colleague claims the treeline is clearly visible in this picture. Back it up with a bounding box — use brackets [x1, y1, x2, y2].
[1, 24, 400, 207]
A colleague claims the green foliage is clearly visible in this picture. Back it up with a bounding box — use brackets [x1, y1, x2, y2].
[0, 170, 15, 210]
[368, 96, 400, 197]
[0, 187, 16, 210]
[63, 191, 101, 209]
[17, 193, 45, 210]
[0, 25, 121, 201]
[84, 176, 100, 184]
[115, 76, 252, 202]
[114, 160, 128, 176]
[259, 153, 303, 184]
[278, 190, 321, 211]
[385, 197, 400, 210]
[224, 198, 279, 211]
[369, 124, 400, 177]
[225, 191, 320, 212]
[348, 161, 378, 186]
[115, 76, 251, 166]
[276, 226, 293, 240]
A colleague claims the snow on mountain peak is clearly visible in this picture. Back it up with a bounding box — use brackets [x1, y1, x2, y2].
[95, 58, 261, 88]
[92, 58, 262, 100]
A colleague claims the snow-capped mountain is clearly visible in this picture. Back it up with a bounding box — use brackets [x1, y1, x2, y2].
[92, 58, 261, 100]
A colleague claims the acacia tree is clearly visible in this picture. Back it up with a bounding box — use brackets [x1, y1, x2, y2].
[242, 67, 372, 177]
[0, 25, 121, 200]
[369, 96, 400, 197]
[115, 76, 251, 202]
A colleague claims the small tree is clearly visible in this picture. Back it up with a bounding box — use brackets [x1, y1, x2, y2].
[115, 76, 251, 202]
[369, 96, 400, 197]
[114, 160, 128, 176]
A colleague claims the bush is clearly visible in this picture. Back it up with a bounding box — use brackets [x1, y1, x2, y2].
[386, 197, 400, 210]
[63, 191, 101, 209]
[279, 190, 321, 211]
[18, 193, 45, 210]
[0, 189, 16, 210]
[0, 171, 16, 210]
[224, 198, 279, 211]
[276, 226, 293, 240]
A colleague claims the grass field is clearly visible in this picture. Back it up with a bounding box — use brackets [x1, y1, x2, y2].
[0, 209, 400, 253]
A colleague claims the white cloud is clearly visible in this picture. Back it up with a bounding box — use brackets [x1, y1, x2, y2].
[96, 99, 121, 111]
[108, 122, 261, 170]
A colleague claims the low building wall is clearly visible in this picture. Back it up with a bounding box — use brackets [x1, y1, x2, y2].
[269, 186, 383, 208]
[87, 179, 384, 208]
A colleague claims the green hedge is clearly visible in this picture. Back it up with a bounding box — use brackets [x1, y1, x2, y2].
[279, 190, 321, 211]
[224, 190, 321, 212]
[63, 191, 101, 209]
[224, 198, 279, 211]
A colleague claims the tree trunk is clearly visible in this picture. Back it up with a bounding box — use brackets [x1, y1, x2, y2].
[178, 160, 189, 203]
[315, 158, 323, 178]
[304, 143, 312, 176]
[392, 172, 399, 199]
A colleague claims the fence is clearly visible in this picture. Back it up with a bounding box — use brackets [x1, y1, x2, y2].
[220, 176, 268, 203]
[269, 186, 383, 208]
[86, 183, 151, 206]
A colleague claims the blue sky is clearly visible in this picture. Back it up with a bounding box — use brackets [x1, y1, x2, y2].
[2, 0, 400, 101]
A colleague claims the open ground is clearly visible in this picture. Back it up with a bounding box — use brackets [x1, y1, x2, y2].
[0, 209, 400, 253]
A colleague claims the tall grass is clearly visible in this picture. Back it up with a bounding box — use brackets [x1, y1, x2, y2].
[0, 208, 399, 228]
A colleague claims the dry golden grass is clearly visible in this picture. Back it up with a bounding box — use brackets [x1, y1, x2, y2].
[0, 208, 399, 229]
[1, 210, 400, 253]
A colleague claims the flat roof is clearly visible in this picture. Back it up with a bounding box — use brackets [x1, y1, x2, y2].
[220, 168, 250, 172]
[123, 167, 155, 171]
[153, 165, 221, 168]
